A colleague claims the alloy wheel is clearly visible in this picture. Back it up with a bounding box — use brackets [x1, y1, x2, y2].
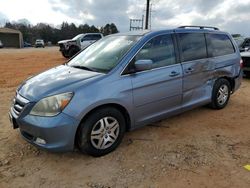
[90, 117, 120, 150]
[217, 84, 229, 105]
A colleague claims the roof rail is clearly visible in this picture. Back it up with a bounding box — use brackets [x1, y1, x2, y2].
[178, 25, 219, 31]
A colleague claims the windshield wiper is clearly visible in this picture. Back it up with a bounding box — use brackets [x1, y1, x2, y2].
[71, 65, 96, 72]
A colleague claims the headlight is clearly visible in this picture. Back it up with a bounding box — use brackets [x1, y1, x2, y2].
[30, 92, 73, 116]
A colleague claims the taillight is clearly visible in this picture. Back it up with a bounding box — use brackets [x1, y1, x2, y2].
[240, 59, 243, 69]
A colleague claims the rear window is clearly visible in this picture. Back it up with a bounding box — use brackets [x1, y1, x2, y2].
[206, 34, 235, 57]
[178, 33, 207, 62]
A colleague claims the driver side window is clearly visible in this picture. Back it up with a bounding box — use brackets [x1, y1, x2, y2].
[81, 35, 91, 42]
[134, 34, 176, 70]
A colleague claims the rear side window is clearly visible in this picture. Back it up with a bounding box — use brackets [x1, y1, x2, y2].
[178, 33, 207, 62]
[206, 34, 235, 57]
[135, 34, 176, 69]
[91, 34, 102, 40]
[82, 34, 102, 41]
[81, 35, 91, 41]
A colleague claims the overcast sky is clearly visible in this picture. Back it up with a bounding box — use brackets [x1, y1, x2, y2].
[0, 0, 250, 36]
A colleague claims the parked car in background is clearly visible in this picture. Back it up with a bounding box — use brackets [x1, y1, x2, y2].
[239, 38, 250, 52]
[9, 26, 242, 156]
[35, 39, 45, 48]
[47, 41, 52, 46]
[0, 40, 3, 48]
[233, 37, 245, 48]
[241, 51, 250, 77]
[58, 33, 103, 58]
[23, 41, 32, 47]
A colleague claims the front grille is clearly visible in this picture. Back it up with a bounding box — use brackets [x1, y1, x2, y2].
[12, 93, 29, 117]
[59, 44, 65, 51]
[242, 57, 250, 67]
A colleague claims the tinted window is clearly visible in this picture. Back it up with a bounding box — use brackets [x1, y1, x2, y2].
[206, 34, 235, 57]
[179, 33, 207, 62]
[135, 34, 176, 69]
[90, 34, 102, 40]
[82, 34, 102, 41]
[243, 39, 250, 47]
[81, 35, 91, 41]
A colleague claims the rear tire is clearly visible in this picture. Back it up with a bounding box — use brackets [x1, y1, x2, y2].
[77, 107, 126, 157]
[209, 78, 231, 109]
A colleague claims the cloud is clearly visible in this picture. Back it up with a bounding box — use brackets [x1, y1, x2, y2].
[145, 0, 250, 36]
[49, 0, 130, 31]
[1, 0, 250, 36]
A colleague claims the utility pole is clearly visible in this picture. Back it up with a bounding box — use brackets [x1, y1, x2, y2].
[129, 15, 144, 31]
[145, 0, 150, 29]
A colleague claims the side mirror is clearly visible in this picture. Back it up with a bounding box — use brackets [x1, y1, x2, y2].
[134, 59, 153, 72]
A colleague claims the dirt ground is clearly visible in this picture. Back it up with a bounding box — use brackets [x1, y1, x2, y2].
[0, 47, 250, 188]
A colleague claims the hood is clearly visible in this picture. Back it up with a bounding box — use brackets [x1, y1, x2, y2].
[241, 51, 250, 57]
[58, 39, 75, 44]
[18, 65, 103, 101]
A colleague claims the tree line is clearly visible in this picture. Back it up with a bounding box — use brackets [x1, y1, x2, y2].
[4, 22, 119, 44]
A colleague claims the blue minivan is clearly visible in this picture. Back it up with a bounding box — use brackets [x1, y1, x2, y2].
[9, 26, 242, 156]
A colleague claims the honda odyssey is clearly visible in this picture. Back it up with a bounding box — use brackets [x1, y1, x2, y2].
[9, 26, 242, 156]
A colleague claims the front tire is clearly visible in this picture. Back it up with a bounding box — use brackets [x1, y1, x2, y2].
[61, 51, 69, 58]
[77, 107, 126, 157]
[209, 78, 231, 109]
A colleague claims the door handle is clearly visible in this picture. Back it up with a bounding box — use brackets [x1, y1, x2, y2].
[185, 67, 194, 73]
[169, 71, 180, 77]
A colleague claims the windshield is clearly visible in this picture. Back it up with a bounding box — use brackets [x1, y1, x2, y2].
[72, 34, 84, 40]
[68, 35, 141, 73]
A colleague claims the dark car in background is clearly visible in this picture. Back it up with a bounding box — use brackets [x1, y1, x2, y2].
[239, 38, 250, 52]
[241, 51, 250, 77]
[23, 42, 32, 47]
[234, 37, 245, 48]
[58, 33, 103, 58]
[232, 35, 250, 52]
[0, 40, 3, 48]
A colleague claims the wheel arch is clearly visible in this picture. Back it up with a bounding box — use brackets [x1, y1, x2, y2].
[216, 76, 235, 92]
[69, 44, 80, 51]
[74, 103, 131, 147]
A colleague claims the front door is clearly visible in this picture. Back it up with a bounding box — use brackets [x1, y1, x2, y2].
[129, 34, 183, 125]
[80, 34, 93, 49]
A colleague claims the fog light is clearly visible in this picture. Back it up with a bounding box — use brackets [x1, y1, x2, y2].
[35, 137, 46, 145]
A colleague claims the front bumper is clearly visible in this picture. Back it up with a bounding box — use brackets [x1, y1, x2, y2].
[35, 44, 44, 47]
[10, 101, 80, 152]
